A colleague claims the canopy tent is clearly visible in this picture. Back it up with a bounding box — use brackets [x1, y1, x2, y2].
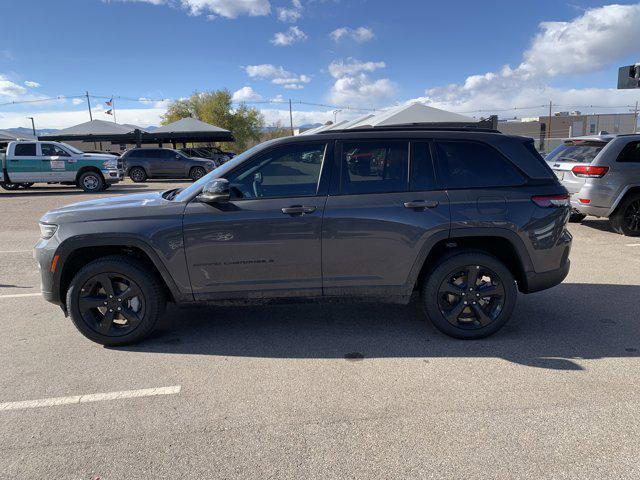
[348, 103, 476, 128]
[39, 117, 234, 145]
[150, 117, 234, 143]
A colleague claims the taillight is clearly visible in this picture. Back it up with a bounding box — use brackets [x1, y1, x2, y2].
[531, 194, 570, 208]
[571, 165, 609, 178]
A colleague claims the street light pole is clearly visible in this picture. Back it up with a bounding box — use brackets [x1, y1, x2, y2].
[27, 117, 36, 137]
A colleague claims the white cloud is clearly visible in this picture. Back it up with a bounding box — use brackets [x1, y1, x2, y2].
[328, 59, 386, 78]
[329, 26, 374, 43]
[277, 0, 302, 22]
[327, 59, 395, 107]
[71, 98, 84, 105]
[105, 0, 271, 19]
[283, 83, 304, 89]
[271, 94, 285, 103]
[232, 86, 263, 102]
[245, 64, 311, 88]
[0, 74, 27, 98]
[24, 81, 41, 88]
[420, 3, 640, 115]
[271, 26, 307, 46]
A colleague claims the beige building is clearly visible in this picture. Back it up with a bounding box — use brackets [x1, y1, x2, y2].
[498, 112, 637, 153]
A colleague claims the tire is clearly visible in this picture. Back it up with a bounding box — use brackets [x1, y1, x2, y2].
[0, 182, 21, 191]
[189, 166, 206, 181]
[568, 212, 586, 223]
[20, 183, 35, 188]
[129, 167, 147, 183]
[610, 193, 640, 236]
[66, 255, 166, 346]
[421, 251, 518, 339]
[78, 171, 105, 193]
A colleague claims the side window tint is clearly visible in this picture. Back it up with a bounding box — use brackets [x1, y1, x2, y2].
[227, 143, 326, 199]
[41, 144, 69, 156]
[14, 143, 36, 156]
[341, 141, 408, 194]
[435, 141, 525, 188]
[617, 141, 640, 163]
[410, 142, 437, 191]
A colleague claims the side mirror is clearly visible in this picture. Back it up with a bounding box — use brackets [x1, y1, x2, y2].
[197, 178, 230, 204]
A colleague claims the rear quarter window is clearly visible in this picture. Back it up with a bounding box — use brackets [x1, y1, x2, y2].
[616, 141, 640, 163]
[435, 140, 525, 189]
[13, 143, 36, 156]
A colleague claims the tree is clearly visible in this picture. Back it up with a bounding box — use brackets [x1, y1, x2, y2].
[161, 89, 264, 153]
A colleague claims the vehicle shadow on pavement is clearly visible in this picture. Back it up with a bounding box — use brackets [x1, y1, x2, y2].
[580, 219, 616, 234]
[117, 283, 640, 371]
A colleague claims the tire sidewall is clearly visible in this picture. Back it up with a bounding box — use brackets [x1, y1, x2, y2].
[66, 257, 164, 346]
[79, 172, 104, 192]
[611, 194, 640, 237]
[422, 252, 517, 339]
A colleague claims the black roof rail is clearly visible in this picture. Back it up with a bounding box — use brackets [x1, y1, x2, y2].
[316, 124, 501, 134]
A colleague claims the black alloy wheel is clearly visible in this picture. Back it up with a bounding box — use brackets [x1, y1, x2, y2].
[622, 199, 640, 233]
[77, 273, 146, 337]
[66, 255, 165, 345]
[190, 166, 206, 181]
[129, 167, 147, 183]
[422, 252, 517, 339]
[611, 193, 640, 237]
[437, 265, 505, 329]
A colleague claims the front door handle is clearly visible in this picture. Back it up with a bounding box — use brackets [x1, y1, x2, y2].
[403, 200, 439, 209]
[281, 205, 317, 215]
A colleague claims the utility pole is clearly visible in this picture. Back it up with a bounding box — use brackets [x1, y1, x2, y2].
[112, 96, 117, 124]
[27, 117, 36, 137]
[634, 101, 638, 133]
[86, 91, 93, 121]
[289, 99, 294, 135]
[547, 100, 553, 147]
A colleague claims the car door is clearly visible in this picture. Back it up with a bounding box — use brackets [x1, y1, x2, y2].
[40, 143, 73, 182]
[321, 139, 450, 299]
[8, 143, 47, 182]
[612, 140, 640, 198]
[158, 150, 186, 177]
[183, 141, 331, 300]
[144, 149, 165, 177]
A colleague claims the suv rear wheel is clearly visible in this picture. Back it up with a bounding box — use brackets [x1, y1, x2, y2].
[421, 252, 517, 339]
[610, 193, 640, 236]
[66, 255, 166, 346]
[0, 182, 21, 191]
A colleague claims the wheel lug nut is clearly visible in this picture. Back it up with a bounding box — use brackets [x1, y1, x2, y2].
[109, 295, 113, 299]
[117, 307, 122, 311]
[103, 301, 108, 305]
[464, 301, 468, 305]
[117, 298, 122, 302]
[109, 309, 113, 312]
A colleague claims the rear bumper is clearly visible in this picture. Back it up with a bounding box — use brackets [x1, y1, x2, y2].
[522, 259, 570, 294]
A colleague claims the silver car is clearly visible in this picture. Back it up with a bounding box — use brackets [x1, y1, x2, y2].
[546, 134, 640, 236]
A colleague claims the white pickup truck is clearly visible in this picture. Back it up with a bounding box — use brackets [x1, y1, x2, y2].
[0, 140, 123, 192]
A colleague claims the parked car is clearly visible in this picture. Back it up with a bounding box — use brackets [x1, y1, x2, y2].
[120, 148, 217, 182]
[546, 134, 640, 235]
[35, 127, 572, 346]
[180, 146, 234, 164]
[1, 141, 123, 192]
[84, 150, 121, 157]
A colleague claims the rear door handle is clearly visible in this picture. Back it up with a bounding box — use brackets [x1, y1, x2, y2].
[403, 200, 439, 209]
[281, 205, 317, 215]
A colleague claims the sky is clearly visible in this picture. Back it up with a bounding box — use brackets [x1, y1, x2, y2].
[1, 0, 640, 130]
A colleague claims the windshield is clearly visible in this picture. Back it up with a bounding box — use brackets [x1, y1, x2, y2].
[546, 141, 607, 164]
[59, 142, 85, 155]
[173, 140, 279, 202]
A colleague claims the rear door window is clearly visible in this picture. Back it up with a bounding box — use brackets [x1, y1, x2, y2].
[616, 141, 640, 163]
[14, 143, 36, 156]
[340, 141, 408, 194]
[435, 140, 525, 189]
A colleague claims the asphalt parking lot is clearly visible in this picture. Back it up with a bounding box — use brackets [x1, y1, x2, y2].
[1, 181, 639, 479]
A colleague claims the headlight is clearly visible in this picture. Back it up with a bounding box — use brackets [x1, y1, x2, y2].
[39, 223, 58, 239]
[103, 160, 117, 169]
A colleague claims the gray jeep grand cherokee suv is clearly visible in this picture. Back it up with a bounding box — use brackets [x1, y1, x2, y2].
[35, 127, 572, 345]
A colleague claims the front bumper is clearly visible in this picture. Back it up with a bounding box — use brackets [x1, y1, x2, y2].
[103, 169, 124, 184]
[33, 236, 63, 306]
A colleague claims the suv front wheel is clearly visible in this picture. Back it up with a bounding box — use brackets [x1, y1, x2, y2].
[66, 255, 166, 346]
[422, 252, 517, 339]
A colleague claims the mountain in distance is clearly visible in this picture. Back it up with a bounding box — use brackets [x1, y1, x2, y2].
[5, 127, 59, 136]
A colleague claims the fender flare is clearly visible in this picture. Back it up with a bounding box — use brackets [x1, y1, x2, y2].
[54, 234, 191, 305]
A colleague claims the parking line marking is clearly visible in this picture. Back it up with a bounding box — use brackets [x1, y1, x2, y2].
[0, 386, 181, 412]
[0, 250, 32, 254]
[626, 244, 640, 247]
[0, 293, 41, 299]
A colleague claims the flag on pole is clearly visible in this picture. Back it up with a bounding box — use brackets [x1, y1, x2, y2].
[105, 98, 113, 106]
[105, 109, 113, 115]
